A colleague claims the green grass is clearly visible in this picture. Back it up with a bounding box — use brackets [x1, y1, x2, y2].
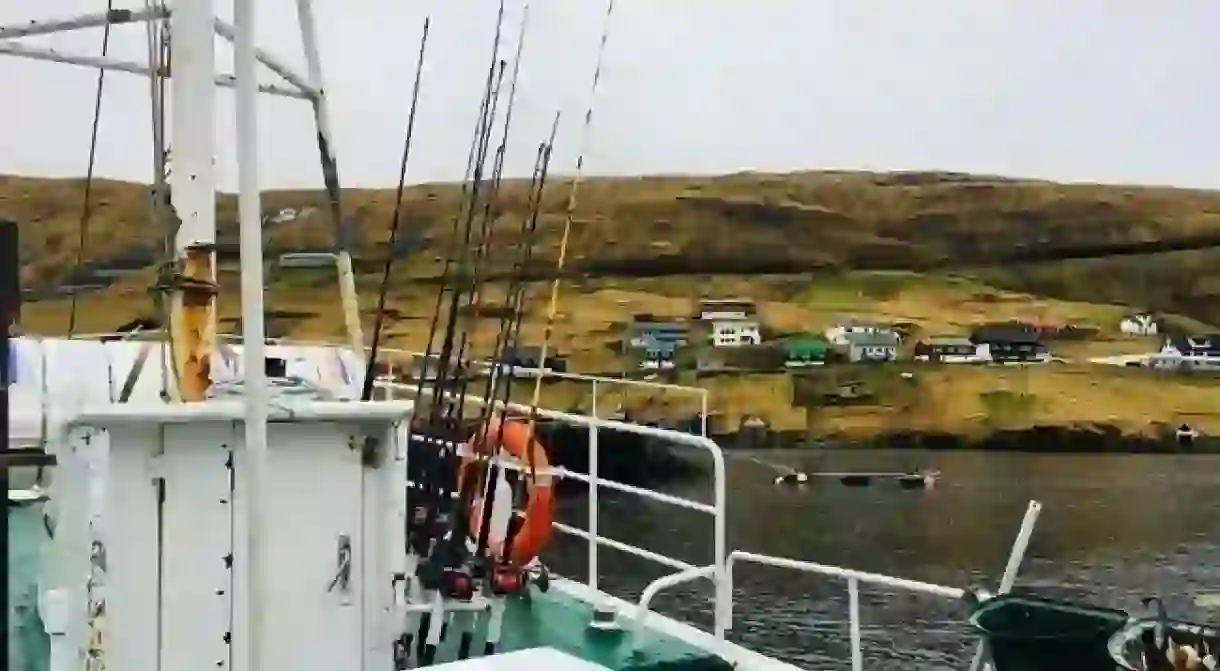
[9, 170, 1220, 440]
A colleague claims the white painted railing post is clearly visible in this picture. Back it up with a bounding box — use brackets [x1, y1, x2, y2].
[700, 389, 708, 438]
[848, 577, 862, 671]
[588, 379, 599, 593]
[969, 500, 1042, 671]
[712, 439, 728, 639]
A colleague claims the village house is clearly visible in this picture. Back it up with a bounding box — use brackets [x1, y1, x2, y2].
[640, 339, 679, 370]
[825, 320, 898, 347]
[710, 318, 762, 348]
[696, 298, 756, 321]
[1119, 313, 1160, 336]
[1155, 334, 1220, 370]
[913, 335, 985, 363]
[694, 299, 762, 348]
[969, 324, 1049, 363]
[844, 331, 900, 363]
[625, 315, 690, 350]
[782, 335, 830, 368]
[495, 345, 568, 376]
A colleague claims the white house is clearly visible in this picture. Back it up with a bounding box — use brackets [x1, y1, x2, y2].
[844, 331, 900, 362]
[711, 318, 762, 347]
[697, 298, 756, 321]
[825, 320, 896, 347]
[1119, 314, 1159, 336]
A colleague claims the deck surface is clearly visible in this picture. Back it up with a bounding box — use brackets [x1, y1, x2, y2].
[433, 588, 732, 671]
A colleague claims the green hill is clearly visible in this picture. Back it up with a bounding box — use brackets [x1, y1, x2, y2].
[7, 170, 1220, 443]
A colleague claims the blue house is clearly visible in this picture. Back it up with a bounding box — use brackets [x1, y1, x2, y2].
[640, 336, 679, 370]
[625, 316, 690, 350]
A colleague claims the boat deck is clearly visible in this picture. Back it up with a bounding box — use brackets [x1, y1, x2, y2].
[439, 588, 732, 671]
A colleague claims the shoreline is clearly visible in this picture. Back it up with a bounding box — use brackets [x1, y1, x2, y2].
[712, 422, 1216, 454]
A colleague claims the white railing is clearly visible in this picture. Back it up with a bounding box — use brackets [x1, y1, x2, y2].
[381, 379, 732, 635]
[675, 501, 1038, 671]
[388, 376, 1043, 670]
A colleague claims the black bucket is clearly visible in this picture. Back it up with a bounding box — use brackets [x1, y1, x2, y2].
[969, 594, 1130, 671]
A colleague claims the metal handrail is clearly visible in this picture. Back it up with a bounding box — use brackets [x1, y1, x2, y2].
[703, 501, 1041, 671]
[381, 379, 731, 635]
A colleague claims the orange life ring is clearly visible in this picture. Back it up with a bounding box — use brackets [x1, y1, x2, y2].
[460, 415, 554, 568]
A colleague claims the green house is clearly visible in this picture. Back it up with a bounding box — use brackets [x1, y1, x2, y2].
[783, 335, 830, 367]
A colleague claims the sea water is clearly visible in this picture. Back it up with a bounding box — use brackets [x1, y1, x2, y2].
[9, 504, 50, 671]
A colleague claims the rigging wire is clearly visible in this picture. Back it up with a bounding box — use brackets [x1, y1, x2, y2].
[523, 0, 618, 452]
[66, 0, 116, 336]
[362, 18, 431, 402]
[142, 0, 173, 397]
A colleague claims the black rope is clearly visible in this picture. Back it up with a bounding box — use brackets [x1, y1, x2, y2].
[363, 18, 430, 402]
[67, 0, 115, 336]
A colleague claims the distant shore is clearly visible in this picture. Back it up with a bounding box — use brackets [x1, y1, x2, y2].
[713, 422, 1216, 453]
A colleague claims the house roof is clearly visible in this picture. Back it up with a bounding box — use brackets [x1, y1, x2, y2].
[924, 336, 974, 347]
[633, 320, 688, 330]
[835, 319, 892, 329]
[844, 331, 900, 347]
[971, 325, 1042, 345]
[783, 337, 830, 355]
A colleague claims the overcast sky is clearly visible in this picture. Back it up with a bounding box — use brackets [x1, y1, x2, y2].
[1, 1, 1218, 191]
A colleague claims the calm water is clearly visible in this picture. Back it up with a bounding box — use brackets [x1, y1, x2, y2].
[10, 451, 1220, 670]
[545, 449, 1220, 670]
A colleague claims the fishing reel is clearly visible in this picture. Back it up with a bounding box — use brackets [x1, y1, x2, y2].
[440, 567, 476, 601]
[487, 563, 550, 597]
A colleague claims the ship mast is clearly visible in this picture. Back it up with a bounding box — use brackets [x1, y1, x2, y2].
[167, 0, 219, 402]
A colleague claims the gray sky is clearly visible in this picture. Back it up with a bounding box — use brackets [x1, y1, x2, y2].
[1, 0, 1218, 191]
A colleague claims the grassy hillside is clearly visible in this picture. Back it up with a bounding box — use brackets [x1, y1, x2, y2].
[7, 170, 1220, 440]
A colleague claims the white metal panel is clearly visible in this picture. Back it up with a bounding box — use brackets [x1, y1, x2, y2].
[231, 422, 366, 671]
[100, 426, 161, 671]
[104, 341, 172, 402]
[160, 422, 238, 671]
[363, 424, 407, 667]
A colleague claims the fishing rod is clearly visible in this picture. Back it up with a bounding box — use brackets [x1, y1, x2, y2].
[522, 0, 617, 480]
[423, 55, 507, 416]
[401, 55, 498, 668]
[440, 8, 533, 591]
[415, 63, 506, 666]
[414, 5, 508, 666]
[362, 17, 430, 402]
[448, 4, 529, 408]
[473, 123, 559, 569]
[403, 13, 501, 565]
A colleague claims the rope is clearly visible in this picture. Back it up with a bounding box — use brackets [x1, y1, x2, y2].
[524, 0, 617, 435]
[67, 0, 116, 336]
